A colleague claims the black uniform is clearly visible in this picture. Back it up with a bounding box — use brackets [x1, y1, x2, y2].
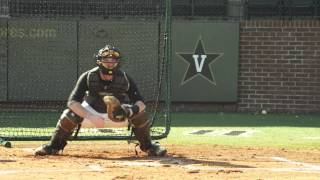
[35, 46, 166, 156]
[69, 67, 143, 113]
[33, 65, 168, 156]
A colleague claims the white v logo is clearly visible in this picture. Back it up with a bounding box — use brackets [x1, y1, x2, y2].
[192, 54, 207, 72]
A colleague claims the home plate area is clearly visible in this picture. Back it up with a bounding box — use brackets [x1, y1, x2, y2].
[0, 142, 319, 179]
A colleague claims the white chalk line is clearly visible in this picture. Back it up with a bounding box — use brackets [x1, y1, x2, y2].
[88, 164, 104, 171]
[22, 148, 35, 153]
[272, 156, 320, 171]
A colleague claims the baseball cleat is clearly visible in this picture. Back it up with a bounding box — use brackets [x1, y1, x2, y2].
[146, 142, 167, 156]
[34, 144, 60, 156]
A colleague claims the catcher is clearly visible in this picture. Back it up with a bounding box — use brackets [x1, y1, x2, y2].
[34, 44, 167, 156]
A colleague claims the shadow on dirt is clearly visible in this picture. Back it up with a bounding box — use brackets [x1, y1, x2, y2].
[61, 153, 255, 169]
[156, 155, 254, 168]
[0, 159, 16, 163]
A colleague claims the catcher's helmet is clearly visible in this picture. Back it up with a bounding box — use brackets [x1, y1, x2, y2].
[96, 45, 121, 75]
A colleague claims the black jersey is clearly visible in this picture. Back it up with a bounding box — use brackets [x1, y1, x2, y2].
[68, 67, 144, 113]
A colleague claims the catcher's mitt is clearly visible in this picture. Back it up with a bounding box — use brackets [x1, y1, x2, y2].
[103, 95, 129, 122]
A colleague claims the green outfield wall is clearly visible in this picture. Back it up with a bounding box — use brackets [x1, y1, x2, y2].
[0, 19, 7, 102]
[1, 19, 238, 102]
[0, 19, 161, 102]
[7, 19, 77, 101]
[1, 19, 320, 113]
[1, 19, 239, 102]
[172, 21, 239, 102]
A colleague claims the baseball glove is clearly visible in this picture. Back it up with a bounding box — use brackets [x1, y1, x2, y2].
[103, 95, 129, 122]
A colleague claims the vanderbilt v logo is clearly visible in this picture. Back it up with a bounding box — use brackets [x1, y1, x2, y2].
[193, 55, 207, 72]
[177, 38, 223, 85]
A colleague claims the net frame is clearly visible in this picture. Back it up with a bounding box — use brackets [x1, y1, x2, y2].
[0, 0, 172, 141]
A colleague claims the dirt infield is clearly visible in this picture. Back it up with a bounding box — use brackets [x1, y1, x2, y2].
[1, 141, 320, 180]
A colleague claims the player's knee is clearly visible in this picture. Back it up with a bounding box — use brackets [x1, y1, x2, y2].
[58, 109, 82, 133]
[131, 112, 150, 128]
[60, 109, 83, 124]
[57, 117, 78, 133]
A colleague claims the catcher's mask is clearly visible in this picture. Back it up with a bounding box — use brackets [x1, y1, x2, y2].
[96, 45, 121, 75]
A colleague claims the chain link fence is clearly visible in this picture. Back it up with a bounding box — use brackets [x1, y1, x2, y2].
[0, 0, 8, 17]
[172, 0, 320, 20]
[1, 0, 164, 18]
[1, 0, 319, 21]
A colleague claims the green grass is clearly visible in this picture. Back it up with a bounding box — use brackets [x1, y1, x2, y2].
[1, 111, 320, 149]
[0, 111, 58, 127]
[165, 113, 320, 149]
[171, 113, 320, 127]
[0, 111, 167, 140]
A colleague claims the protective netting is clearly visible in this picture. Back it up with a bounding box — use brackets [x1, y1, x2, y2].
[170, 0, 319, 20]
[8, 0, 164, 17]
[0, 0, 171, 140]
[1, 1, 318, 21]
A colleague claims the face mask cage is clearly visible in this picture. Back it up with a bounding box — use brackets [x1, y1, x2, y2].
[96, 45, 121, 60]
[95, 45, 122, 76]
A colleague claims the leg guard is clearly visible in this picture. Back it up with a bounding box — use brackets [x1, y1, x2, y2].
[131, 112, 167, 156]
[131, 112, 152, 151]
[49, 117, 77, 150]
[34, 109, 81, 156]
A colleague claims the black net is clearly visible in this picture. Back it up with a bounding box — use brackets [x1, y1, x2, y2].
[0, 0, 171, 140]
[170, 0, 319, 20]
[8, 0, 164, 17]
[245, 0, 319, 20]
[1, 0, 318, 141]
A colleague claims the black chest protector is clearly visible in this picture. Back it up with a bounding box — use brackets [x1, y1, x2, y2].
[85, 67, 129, 112]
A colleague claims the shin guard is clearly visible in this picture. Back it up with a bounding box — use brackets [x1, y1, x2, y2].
[48, 117, 78, 151]
[131, 112, 152, 151]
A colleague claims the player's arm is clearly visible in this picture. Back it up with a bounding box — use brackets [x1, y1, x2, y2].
[67, 72, 104, 127]
[66, 72, 89, 117]
[126, 75, 145, 116]
[68, 101, 89, 119]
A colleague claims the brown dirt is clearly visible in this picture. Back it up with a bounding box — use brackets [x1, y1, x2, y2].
[0, 141, 320, 180]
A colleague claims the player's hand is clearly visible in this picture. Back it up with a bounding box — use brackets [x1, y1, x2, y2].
[103, 95, 129, 122]
[84, 113, 105, 128]
[113, 106, 130, 120]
